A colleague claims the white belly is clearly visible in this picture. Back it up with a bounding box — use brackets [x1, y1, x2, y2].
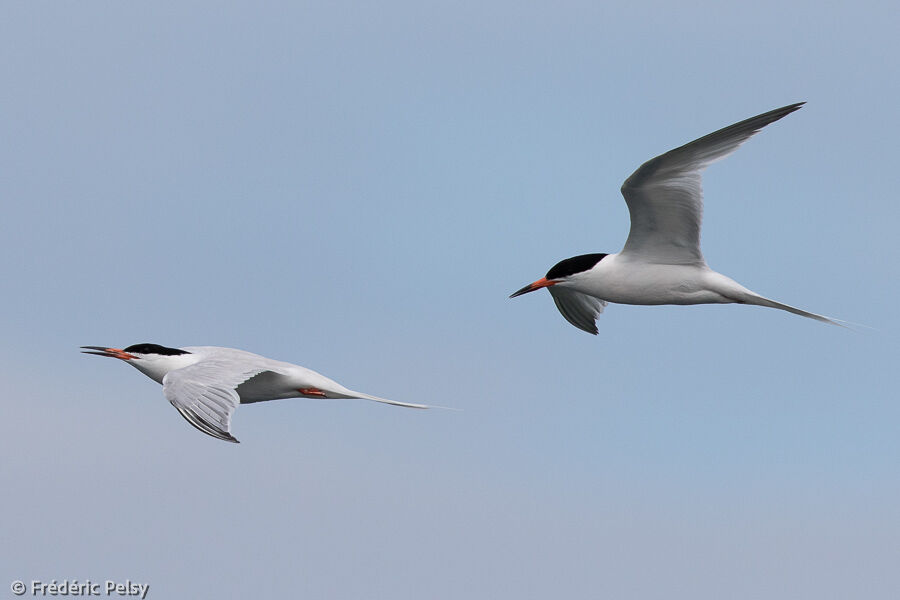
[571, 255, 746, 306]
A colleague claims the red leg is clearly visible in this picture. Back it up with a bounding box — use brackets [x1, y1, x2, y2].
[299, 387, 327, 397]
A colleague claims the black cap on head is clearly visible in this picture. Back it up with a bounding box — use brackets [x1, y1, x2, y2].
[546, 253, 607, 280]
[123, 343, 190, 356]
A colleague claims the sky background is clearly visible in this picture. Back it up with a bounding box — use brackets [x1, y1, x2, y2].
[2, 1, 899, 598]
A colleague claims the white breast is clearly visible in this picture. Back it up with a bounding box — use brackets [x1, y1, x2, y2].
[569, 254, 733, 305]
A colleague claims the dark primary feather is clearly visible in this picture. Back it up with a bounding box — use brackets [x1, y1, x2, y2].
[622, 103, 805, 191]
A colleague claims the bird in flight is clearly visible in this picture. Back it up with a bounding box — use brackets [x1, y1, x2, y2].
[82, 343, 427, 443]
[510, 102, 840, 334]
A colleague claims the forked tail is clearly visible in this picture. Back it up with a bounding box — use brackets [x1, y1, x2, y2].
[348, 391, 431, 409]
[742, 293, 845, 327]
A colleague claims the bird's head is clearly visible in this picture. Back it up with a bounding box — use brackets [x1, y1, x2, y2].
[509, 253, 608, 298]
[81, 343, 196, 383]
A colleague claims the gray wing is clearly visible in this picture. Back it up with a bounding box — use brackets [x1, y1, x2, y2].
[549, 286, 608, 335]
[619, 103, 804, 265]
[162, 362, 268, 443]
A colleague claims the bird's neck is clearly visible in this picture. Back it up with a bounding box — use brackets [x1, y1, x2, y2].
[129, 353, 201, 384]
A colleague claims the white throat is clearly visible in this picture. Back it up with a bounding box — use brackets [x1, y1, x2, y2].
[127, 352, 200, 384]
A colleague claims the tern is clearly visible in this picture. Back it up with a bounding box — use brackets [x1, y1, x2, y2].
[82, 343, 428, 443]
[510, 102, 841, 334]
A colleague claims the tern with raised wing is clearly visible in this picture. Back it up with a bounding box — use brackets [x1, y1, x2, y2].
[510, 102, 841, 334]
[82, 343, 428, 443]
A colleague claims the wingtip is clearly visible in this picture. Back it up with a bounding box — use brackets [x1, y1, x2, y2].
[770, 102, 805, 120]
[760, 102, 806, 125]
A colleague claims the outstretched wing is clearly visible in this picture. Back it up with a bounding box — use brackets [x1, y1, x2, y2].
[619, 103, 804, 265]
[162, 362, 268, 443]
[549, 286, 608, 335]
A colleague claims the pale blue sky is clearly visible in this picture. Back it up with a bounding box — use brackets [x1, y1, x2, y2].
[2, 1, 899, 598]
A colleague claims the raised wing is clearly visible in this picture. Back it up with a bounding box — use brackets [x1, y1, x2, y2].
[619, 103, 804, 265]
[549, 286, 608, 335]
[162, 362, 269, 443]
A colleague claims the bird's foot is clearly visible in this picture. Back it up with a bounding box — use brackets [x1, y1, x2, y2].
[299, 387, 327, 397]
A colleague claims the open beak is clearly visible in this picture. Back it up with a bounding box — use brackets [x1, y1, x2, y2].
[81, 346, 137, 360]
[509, 277, 556, 298]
